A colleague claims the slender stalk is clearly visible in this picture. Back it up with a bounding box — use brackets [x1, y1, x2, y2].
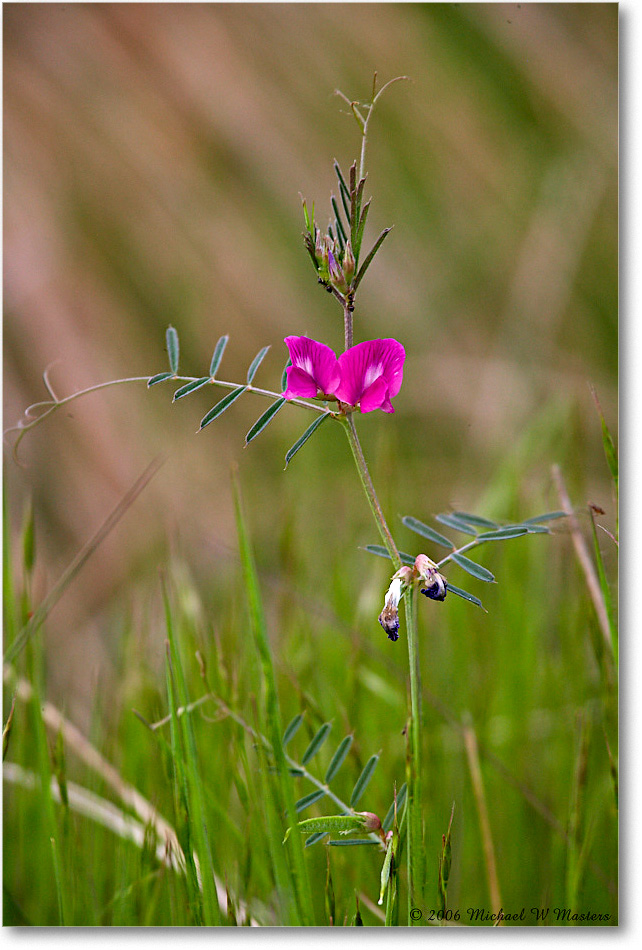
[358, 75, 409, 181]
[462, 717, 503, 920]
[340, 411, 422, 922]
[6, 373, 326, 461]
[341, 414, 400, 568]
[344, 302, 353, 352]
[404, 587, 423, 921]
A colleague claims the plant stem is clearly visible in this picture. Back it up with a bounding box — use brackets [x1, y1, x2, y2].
[344, 302, 353, 352]
[340, 412, 423, 922]
[341, 415, 399, 568]
[6, 374, 326, 461]
[404, 586, 423, 922]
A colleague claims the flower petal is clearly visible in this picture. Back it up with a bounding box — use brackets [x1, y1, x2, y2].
[359, 376, 391, 413]
[284, 336, 340, 395]
[336, 338, 405, 408]
[283, 365, 319, 399]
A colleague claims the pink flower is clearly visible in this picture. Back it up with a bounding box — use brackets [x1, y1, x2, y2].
[335, 339, 405, 413]
[282, 336, 341, 400]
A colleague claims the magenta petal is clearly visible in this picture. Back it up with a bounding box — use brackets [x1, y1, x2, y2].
[283, 365, 318, 399]
[284, 336, 340, 395]
[359, 377, 390, 413]
[336, 338, 405, 408]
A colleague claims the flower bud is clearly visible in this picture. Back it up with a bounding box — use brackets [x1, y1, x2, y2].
[359, 812, 382, 832]
[342, 239, 356, 285]
[328, 247, 349, 294]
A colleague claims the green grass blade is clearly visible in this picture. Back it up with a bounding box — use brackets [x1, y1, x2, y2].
[166, 326, 179, 374]
[232, 473, 314, 925]
[247, 346, 270, 384]
[301, 722, 332, 765]
[284, 412, 331, 469]
[162, 581, 221, 925]
[199, 386, 247, 430]
[325, 735, 353, 785]
[3, 484, 17, 648]
[350, 754, 379, 808]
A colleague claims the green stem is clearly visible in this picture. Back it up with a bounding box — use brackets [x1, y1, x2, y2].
[341, 415, 400, 568]
[340, 412, 422, 922]
[404, 587, 423, 922]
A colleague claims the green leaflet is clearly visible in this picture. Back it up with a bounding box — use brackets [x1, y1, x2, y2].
[209, 335, 229, 378]
[282, 714, 304, 748]
[445, 583, 485, 610]
[173, 377, 210, 402]
[295, 790, 326, 813]
[451, 553, 495, 583]
[350, 755, 379, 808]
[247, 346, 270, 384]
[284, 413, 331, 469]
[325, 736, 353, 784]
[166, 326, 179, 375]
[301, 722, 332, 765]
[401, 516, 454, 549]
[452, 511, 498, 529]
[147, 372, 174, 387]
[245, 398, 286, 446]
[199, 386, 247, 430]
[435, 513, 478, 536]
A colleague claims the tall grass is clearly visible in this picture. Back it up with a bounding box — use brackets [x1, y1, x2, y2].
[3, 442, 617, 924]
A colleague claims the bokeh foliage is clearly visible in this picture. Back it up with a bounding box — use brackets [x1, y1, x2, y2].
[4, 2, 617, 926]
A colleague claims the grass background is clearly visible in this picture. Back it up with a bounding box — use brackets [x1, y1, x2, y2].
[3, 2, 617, 926]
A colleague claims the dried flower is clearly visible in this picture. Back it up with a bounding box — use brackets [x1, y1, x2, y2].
[335, 339, 405, 413]
[414, 553, 447, 601]
[378, 576, 403, 641]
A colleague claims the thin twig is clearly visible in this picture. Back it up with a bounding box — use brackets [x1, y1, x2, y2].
[462, 717, 503, 921]
[552, 465, 613, 656]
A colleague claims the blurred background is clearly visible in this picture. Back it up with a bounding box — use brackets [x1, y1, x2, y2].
[3, 0, 618, 715]
[3, 2, 618, 924]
